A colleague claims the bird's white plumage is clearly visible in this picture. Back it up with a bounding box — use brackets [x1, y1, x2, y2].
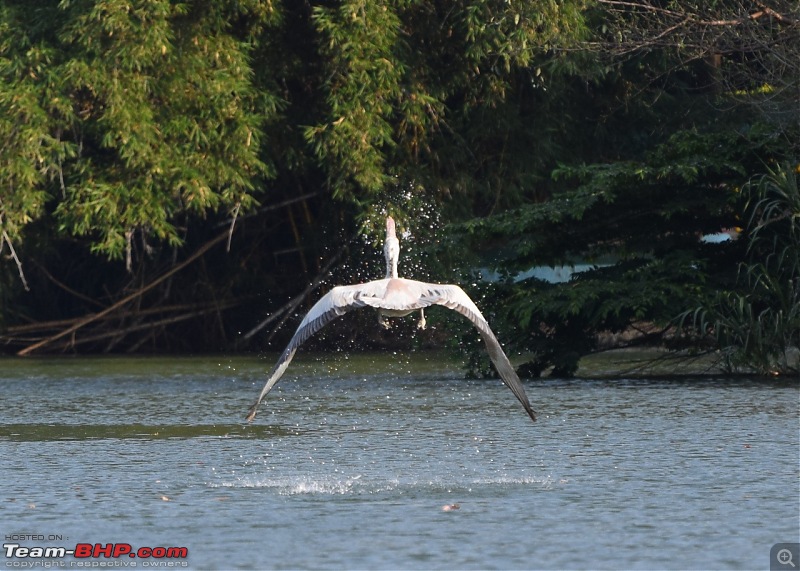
[246, 218, 537, 422]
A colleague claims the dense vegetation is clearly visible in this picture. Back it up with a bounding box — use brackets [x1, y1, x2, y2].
[0, 1, 797, 375]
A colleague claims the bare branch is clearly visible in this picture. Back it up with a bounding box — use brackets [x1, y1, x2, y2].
[31, 260, 106, 309]
[17, 229, 231, 356]
[125, 229, 133, 273]
[1, 230, 30, 291]
[214, 192, 320, 228]
[239, 246, 346, 343]
[588, 0, 800, 103]
[227, 202, 240, 253]
[596, 0, 684, 18]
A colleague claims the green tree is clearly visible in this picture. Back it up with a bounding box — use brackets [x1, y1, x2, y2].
[0, 0, 277, 263]
[455, 0, 799, 376]
[685, 163, 799, 374]
[0, 0, 591, 353]
[462, 126, 790, 375]
[305, 0, 588, 231]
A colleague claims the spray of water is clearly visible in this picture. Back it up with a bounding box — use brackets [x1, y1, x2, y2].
[356, 179, 444, 283]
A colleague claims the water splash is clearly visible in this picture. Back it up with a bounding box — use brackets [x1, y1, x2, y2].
[356, 179, 444, 282]
[208, 473, 399, 495]
[208, 472, 554, 496]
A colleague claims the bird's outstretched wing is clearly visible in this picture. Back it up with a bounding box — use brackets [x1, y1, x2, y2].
[245, 282, 384, 421]
[418, 283, 537, 422]
[246, 277, 536, 423]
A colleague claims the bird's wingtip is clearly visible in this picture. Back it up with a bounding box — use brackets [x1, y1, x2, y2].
[245, 403, 259, 422]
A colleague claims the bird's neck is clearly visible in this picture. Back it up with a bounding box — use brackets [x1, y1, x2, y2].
[384, 235, 400, 279]
[385, 260, 398, 279]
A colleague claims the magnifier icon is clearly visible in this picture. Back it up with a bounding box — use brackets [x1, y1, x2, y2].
[778, 549, 796, 567]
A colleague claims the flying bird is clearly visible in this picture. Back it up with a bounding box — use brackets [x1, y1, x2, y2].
[246, 217, 536, 422]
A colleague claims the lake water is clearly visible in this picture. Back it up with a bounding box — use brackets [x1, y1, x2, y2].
[1, 354, 798, 570]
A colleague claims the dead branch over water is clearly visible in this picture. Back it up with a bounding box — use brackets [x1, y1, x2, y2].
[8, 231, 234, 356]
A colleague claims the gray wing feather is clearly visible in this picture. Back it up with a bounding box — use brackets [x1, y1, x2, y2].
[245, 284, 370, 421]
[246, 279, 536, 423]
[421, 284, 537, 422]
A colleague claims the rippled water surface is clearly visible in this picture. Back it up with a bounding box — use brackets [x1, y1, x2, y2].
[1, 354, 798, 570]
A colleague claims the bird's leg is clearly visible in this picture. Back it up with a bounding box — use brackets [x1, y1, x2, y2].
[417, 308, 427, 330]
[378, 313, 391, 329]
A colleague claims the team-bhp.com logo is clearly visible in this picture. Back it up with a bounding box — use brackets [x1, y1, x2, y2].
[4, 542, 188, 567]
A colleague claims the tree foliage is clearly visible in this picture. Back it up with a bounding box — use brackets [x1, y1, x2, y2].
[0, 0, 278, 264]
[305, 0, 589, 226]
[461, 125, 788, 375]
[0, 0, 796, 371]
[0, 0, 588, 352]
[591, 0, 800, 103]
[454, 0, 799, 376]
[684, 163, 799, 374]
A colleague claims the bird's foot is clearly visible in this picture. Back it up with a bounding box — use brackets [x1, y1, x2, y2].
[378, 315, 391, 329]
[417, 311, 427, 330]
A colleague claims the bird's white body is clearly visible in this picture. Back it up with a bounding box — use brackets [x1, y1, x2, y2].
[246, 217, 537, 422]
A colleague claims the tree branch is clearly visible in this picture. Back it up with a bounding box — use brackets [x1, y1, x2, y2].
[239, 246, 346, 343]
[1, 230, 30, 291]
[16, 230, 231, 356]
